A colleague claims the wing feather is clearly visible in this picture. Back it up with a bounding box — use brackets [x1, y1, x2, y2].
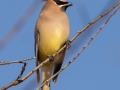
[53, 47, 66, 83]
[34, 25, 40, 83]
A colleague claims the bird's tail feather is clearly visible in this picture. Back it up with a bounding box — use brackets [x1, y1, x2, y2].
[41, 65, 53, 90]
[42, 84, 50, 90]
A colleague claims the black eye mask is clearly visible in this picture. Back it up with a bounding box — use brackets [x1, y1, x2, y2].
[53, 0, 69, 5]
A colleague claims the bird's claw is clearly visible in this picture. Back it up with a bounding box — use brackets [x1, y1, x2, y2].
[66, 40, 71, 50]
[47, 55, 54, 62]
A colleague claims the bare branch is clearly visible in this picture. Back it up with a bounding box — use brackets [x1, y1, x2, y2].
[70, 2, 120, 43]
[0, 57, 35, 65]
[1, 61, 27, 90]
[16, 61, 27, 80]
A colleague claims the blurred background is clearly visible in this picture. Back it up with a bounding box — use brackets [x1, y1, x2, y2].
[0, 0, 120, 90]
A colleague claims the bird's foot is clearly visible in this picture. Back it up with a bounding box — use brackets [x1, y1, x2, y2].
[66, 40, 71, 50]
[47, 55, 54, 62]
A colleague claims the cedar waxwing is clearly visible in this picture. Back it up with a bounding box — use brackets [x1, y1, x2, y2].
[34, 0, 72, 90]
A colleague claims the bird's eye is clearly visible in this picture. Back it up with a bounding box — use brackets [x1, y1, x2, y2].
[56, 1, 60, 5]
[54, 0, 60, 5]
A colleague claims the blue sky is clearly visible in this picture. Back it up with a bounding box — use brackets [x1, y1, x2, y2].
[0, 0, 120, 90]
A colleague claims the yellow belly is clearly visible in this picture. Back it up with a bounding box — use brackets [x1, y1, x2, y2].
[38, 29, 68, 62]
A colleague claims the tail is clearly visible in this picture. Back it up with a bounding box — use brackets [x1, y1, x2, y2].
[41, 64, 54, 90]
[42, 84, 50, 90]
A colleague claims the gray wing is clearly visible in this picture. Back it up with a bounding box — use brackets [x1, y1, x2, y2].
[34, 25, 40, 83]
[52, 47, 66, 83]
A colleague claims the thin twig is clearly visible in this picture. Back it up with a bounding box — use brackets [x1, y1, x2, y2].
[1, 2, 120, 90]
[0, 57, 35, 65]
[36, 5, 120, 90]
[16, 61, 27, 80]
[1, 61, 27, 90]
[70, 2, 120, 43]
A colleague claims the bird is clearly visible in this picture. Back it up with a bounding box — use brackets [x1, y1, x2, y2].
[34, 0, 72, 90]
